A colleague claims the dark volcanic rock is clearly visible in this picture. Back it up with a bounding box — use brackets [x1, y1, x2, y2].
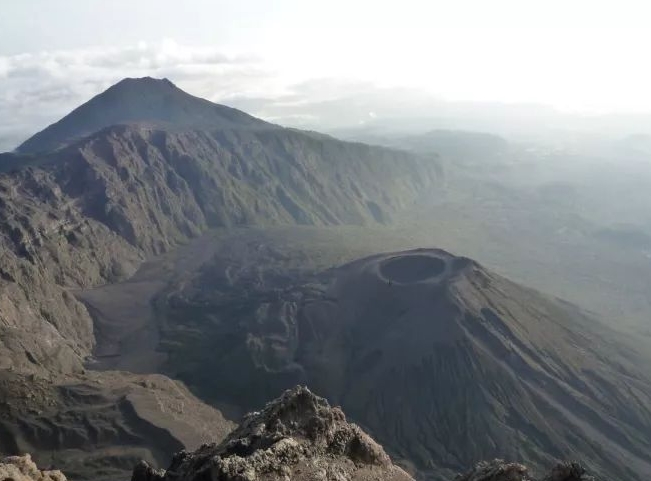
[454, 459, 594, 481]
[132, 386, 413, 481]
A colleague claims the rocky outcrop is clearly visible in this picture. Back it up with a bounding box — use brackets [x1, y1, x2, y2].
[0, 453, 598, 481]
[454, 459, 594, 481]
[128, 387, 600, 481]
[0, 454, 66, 481]
[131, 386, 413, 481]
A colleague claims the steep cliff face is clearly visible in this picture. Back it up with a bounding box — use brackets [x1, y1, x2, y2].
[0, 166, 143, 375]
[49, 123, 437, 236]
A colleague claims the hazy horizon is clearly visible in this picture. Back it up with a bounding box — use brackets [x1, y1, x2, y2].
[3, 0, 651, 150]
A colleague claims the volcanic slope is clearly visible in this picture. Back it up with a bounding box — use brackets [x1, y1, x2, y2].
[0, 77, 440, 376]
[15, 77, 270, 154]
[0, 370, 235, 481]
[155, 242, 651, 481]
[0, 79, 440, 479]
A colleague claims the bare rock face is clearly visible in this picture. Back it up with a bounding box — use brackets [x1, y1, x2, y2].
[454, 459, 594, 481]
[131, 386, 414, 481]
[0, 454, 66, 481]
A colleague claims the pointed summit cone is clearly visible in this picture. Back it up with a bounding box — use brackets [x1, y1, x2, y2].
[17, 77, 269, 153]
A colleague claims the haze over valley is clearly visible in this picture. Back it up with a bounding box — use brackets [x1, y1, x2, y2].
[1, 2, 651, 481]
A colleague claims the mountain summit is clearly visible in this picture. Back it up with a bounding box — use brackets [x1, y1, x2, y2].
[16, 77, 269, 153]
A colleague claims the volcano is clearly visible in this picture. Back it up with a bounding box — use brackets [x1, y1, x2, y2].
[16, 77, 269, 154]
[157, 245, 651, 481]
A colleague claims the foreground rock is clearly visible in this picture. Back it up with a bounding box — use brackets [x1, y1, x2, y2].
[454, 459, 594, 481]
[131, 386, 414, 481]
[0, 454, 66, 481]
[0, 391, 597, 481]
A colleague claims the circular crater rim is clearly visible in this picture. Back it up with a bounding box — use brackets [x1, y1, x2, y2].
[378, 254, 446, 284]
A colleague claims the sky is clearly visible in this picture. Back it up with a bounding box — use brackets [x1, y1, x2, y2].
[2, 0, 651, 149]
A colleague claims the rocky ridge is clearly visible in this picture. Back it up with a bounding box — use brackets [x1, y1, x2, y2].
[128, 387, 597, 481]
[0, 387, 600, 481]
[131, 386, 412, 481]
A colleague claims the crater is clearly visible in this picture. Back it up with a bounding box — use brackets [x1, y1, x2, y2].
[379, 254, 446, 283]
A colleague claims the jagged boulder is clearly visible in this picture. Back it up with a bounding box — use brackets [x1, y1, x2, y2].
[131, 386, 414, 481]
[0, 454, 66, 481]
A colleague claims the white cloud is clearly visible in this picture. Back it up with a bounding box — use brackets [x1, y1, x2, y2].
[0, 40, 277, 151]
